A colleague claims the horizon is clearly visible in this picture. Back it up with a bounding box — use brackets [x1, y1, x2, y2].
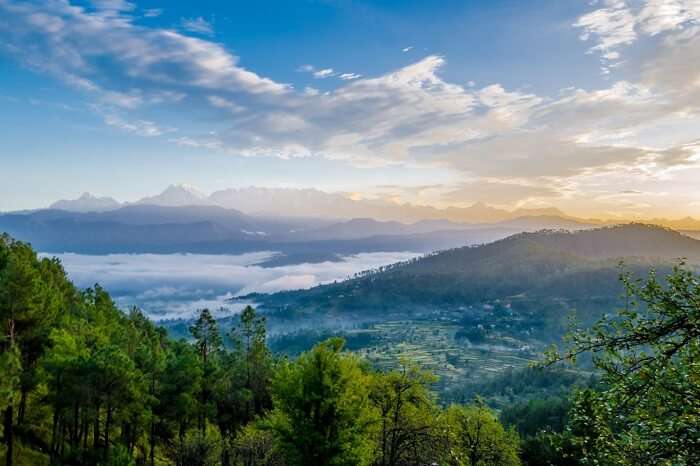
[8, 183, 700, 225]
[2, 0, 700, 218]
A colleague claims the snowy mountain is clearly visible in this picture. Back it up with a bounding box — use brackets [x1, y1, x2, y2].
[41, 185, 700, 229]
[49, 193, 121, 212]
[134, 184, 209, 207]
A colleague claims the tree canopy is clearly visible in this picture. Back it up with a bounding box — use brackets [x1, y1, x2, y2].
[543, 263, 700, 465]
[1, 235, 522, 466]
[3, 233, 697, 465]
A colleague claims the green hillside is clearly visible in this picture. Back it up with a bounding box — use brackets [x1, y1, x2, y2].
[253, 224, 697, 321]
[243, 225, 698, 397]
[3, 226, 700, 465]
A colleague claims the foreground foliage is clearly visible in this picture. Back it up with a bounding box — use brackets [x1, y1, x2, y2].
[1, 235, 520, 465]
[3, 232, 698, 465]
[541, 263, 700, 465]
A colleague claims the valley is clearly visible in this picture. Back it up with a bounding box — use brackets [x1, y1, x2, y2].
[4, 204, 700, 465]
[157, 223, 700, 405]
[5, 2, 700, 462]
[7, 199, 696, 402]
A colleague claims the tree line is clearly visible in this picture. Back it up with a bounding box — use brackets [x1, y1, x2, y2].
[2, 232, 699, 465]
[0, 234, 519, 465]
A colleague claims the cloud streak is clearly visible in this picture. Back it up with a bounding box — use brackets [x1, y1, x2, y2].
[181, 16, 214, 36]
[0, 0, 288, 101]
[313, 68, 335, 79]
[103, 114, 174, 136]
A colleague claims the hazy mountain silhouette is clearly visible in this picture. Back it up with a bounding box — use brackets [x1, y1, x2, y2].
[40, 186, 700, 229]
[0, 206, 523, 255]
[50, 192, 121, 212]
[133, 184, 209, 207]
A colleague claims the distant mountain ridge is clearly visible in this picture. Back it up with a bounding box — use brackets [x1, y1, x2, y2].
[49, 185, 573, 223]
[50, 192, 122, 212]
[41, 185, 700, 228]
[134, 184, 209, 207]
[0, 206, 556, 256]
[8, 192, 700, 259]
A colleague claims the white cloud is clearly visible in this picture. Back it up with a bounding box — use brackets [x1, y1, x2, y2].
[181, 16, 213, 36]
[171, 136, 223, 150]
[0, 0, 288, 98]
[313, 68, 335, 78]
[207, 95, 245, 113]
[149, 44, 698, 204]
[263, 113, 310, 132]
[301, 65, 359, 80]
[100, 90, 144, 109]
[638, 0, 698, 35]
[477, 84, 543, 126]
[143, 8, 162, 18]
[602, 51, 621, 60]
[574, 0, 700, 73]
[90, 0, 135, 12]
[48, 251, 419, 319]
[104, 115, 174, 137]
[402, 46, 414, 52]
[298, 64, 339, 79]
[575, 1, 637, 53]
[148, 90, 186, 104]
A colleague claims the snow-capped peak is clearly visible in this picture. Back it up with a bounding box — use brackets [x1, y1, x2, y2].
[49, 192, 121, 212]
[135, 184, 210, 207]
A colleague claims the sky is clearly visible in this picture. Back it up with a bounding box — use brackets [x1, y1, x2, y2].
[1, 0, 700, 218]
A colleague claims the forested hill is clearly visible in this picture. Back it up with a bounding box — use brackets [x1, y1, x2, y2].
[396, 223, 700, 277]
[498, 223, 700, 260]
[251, 224, 700, 319]
[1, 232, 530, 466]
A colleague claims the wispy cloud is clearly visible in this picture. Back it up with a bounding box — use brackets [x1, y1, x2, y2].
[207, 95, 245, 113]
[0, 1, 288, 100]
[143, 8, 162, 18]
[103, 115, 175, 137]
[90, 0, 135, 12]
[574, 0, 700, 74]
[402, 46, 413, 52]
[301, 65, 360, 80]
[313, 68, 336, 78]
[181, 16, 213, 36]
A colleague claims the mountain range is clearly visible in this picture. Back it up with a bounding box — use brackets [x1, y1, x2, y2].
[0, 204, 587, 257]
[44, 185, 700, 229]
[49, 192, 122, 212]
[7, 189, 700, 260]
[47, 185, 573, 223]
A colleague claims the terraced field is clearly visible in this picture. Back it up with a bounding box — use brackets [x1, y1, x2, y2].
[350, 320, 540, 391]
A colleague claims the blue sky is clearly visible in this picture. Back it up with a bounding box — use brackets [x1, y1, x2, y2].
[1, 0, 700, 218]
